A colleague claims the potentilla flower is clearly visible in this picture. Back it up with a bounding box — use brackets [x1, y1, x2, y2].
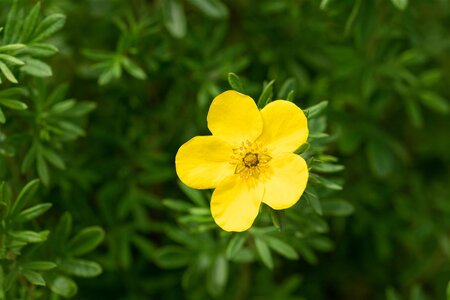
[175, 90, 309, 232]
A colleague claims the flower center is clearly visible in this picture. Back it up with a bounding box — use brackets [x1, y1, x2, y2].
[243, 153, 259, 167]
[231, 141, 272, 179]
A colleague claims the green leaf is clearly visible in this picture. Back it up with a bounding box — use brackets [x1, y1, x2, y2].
[207, 254, 228, 297]
[22, 261, 56, 271]
[15, 203, 52, 222]
[0, 99, 27, 110]
[178, 181, 206, 207]
[59, 258, 102, 278]
[278, 78, 296, 99]
[304, 101, 328, 118]
[446, 280, 450, 300]
[20, 2, 41, 42]
[19, 43, 58, 57]
[41, 147, 66, 170]
[187, 0, 229, 19]
[68, 227, 105, 256]
[304, 190, 322, 215]
[0, 61, 18, 83]
[0, 54, 24, 65]
[20, 57, 52, 77]
[0, 108, 5, 124]
[153, 246, 191, 269]
[32, 13, 66, 42]
[3, 0, 19, 44]
[21, 270, 45, 286]
[162, 0, 187, 38]
[264, 236, 298, 260]
[257, 80, 275, 108]
[366, 141, 394, 178]
[9, 230, 49, 243]
[11, 179, 40, 217]
[419, 91, 449, 114]
[255, 237, 273, 269]
[36, 154, 50, 185]
[226, 234, 247, 259]
[322, 200, 354, 217]
[0, 44, 25, 52]
[49, 276, 78, 298]
[162, 198, 192, 212]
[122, 56, 146, 80]
[312, 162, 344, 173]
[228, 73, 244, 92]
[391, 0, 408, 10]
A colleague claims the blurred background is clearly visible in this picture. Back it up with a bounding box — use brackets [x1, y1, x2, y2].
[0, 0, 449, 299]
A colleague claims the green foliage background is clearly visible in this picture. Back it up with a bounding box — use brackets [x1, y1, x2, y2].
[0, 0, 449, 299]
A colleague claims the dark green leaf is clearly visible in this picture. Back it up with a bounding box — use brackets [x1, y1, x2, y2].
[304, 101, 328, 118]
[322, 200, 354, 217]
[226, 234, 247, 259]
[228, 73, 244, 92]
[419, 91, 449, 114]
[153, 246, 191, 269]
[257, 80, 275, 108]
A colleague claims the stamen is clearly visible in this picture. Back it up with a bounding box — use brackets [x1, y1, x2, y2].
[229, 140, 272, 179]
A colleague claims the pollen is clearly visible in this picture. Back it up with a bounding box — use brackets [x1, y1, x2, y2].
[231, 141, 272, 179]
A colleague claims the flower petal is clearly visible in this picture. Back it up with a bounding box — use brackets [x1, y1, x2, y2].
[175, 136, 234, 189]
[211, 176, 264, 232]
[207, 90, 263, 145]
[262, 153, 308, 210]
[257, 100, 308, 154]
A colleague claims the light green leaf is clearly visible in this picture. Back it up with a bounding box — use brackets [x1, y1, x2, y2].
[0, 44, 25, 52]
[41, 147, 66, 170]
[19, 43, 58, 57]
[59, 258, 102, 278]
[122, 57, 146, 80]
[207, 255, 228, 297]
[162, 0, 187, 38]
[20, 2, 41, 42]
[264, 236, 298, 260]
[36, 154, 49, 186]
[391, 0, 408, 11]
[32, 13, 66, 42]
[15, 203, 52, 223]
[0, 54, 24, 65]
[11, 179, 40, 217]
[419, 91, 449, 114]
[0, 61, 18, 83]
[22, 270, 45, 286]
[9, 230, 49, 243]
[20, 57, 52, 77]
[68, 227, 105, 256]
[49, 276, 78, 298]
[22, 261, 56, 271]
[187, 0, 229, 19]
[0, 99, 27, 110]
[255, 237, 273, 269]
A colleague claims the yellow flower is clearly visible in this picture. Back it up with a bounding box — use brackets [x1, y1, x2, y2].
[175, 90, 309, 232]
